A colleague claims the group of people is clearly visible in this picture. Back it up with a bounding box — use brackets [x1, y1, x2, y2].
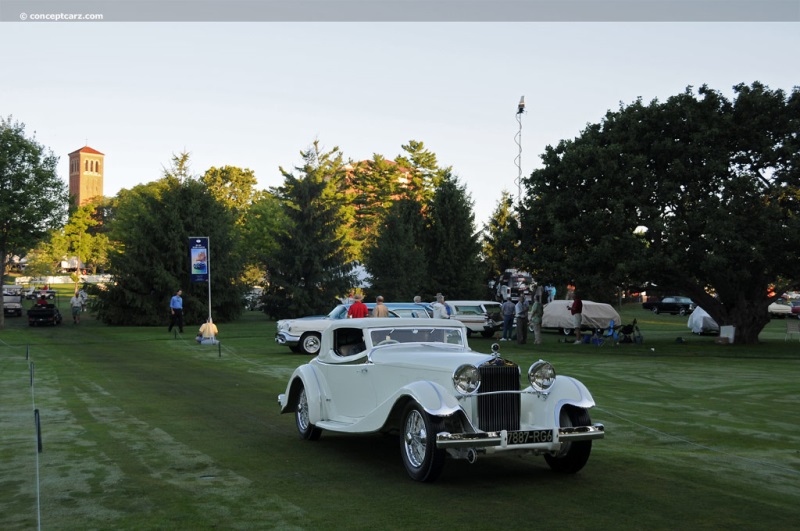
[346, 293, 451, 319]
[499, 285, 583, 346]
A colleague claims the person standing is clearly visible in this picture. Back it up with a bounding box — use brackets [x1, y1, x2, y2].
[168, 289, 184, 333]
[515, 293, 530, 344]
[69, 292, 83, 324]
[431, 293, 450, 319]
[374, 295, 389, 317]
[347, 293, 369, 318]
[501, 297, 515, 341]
[569, 291, 583, 344]
[529, 294, 544, 344]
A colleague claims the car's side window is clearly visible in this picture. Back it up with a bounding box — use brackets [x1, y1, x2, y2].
[334, 328, 366, 357]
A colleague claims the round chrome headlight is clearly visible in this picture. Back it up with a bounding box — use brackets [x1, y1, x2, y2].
[528, 360, 556, 393]
[453, 364, 481, 395]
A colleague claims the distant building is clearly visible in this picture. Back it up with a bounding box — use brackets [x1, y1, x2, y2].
[68, 146, 104, 206]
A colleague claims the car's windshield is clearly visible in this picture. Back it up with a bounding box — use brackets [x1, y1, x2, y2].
[327, 305, 348, 319]
[369, 327, 466, 347]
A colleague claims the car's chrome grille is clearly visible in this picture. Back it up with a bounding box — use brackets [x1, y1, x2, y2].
[478, 363, 520, 432]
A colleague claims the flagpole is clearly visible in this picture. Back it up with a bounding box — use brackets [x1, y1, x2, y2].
[207, 237, 213, 339]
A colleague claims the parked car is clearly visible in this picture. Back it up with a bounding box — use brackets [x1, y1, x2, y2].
[445, 300, 502, 338]
[492, 269, 534, 302]
[540, 300, 621, 336]
[3, 286, 24, 317]
[24, 288, 57, 300]
[27, 303, 63, 326]
[768, 298, 793, 318]
[791, 301, 800, 317]
[641, 296, 695, 315]
[275, 302, 431, 355]
[687, 307, 719, 334]
[278, 317, 605, 482]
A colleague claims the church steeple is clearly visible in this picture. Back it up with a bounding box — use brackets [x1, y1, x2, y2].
[68, 146, 104, 206]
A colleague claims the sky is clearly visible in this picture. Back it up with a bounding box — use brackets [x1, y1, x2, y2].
[2, 20, 798, 226]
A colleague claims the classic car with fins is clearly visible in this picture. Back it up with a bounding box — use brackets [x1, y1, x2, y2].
[278, 317, 604, 482]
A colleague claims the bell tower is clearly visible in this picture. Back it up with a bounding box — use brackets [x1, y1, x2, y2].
[68, 146, 104, 206]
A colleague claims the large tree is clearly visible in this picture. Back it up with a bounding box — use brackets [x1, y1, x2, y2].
[93, 155, 245, 325]
[422, 172, 484, 300]
[521, 82, 800, 344]
[0, 117, 69, 327]
[262, 142, 356, 319]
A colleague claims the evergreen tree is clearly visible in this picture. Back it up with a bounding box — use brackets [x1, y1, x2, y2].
[344, 154, 403, 255]
[394, 140, 445, 205]
[481, 191, 521, 283]
[422, 172, 484, 300]
[263, 142, 356, 319]
[93, 156, 245, 325]
[364, 197, 427, 301]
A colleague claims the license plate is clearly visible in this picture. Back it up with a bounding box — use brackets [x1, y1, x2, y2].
[507, 429, 553, 445]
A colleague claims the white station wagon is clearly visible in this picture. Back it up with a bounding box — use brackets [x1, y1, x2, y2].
[278, 317, 605, 482]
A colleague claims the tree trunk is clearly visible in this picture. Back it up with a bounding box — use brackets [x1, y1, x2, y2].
[723, 304, 771, 345]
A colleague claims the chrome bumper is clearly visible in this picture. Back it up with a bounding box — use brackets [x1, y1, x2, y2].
[275, 333, 300, 346]
[436, 424, 604, 449]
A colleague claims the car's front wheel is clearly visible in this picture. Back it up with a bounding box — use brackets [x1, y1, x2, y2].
[295, 384, 321, 441]
[545, 406, 593, 474]
[400, 402, 446, 482]
[651, 306, 659, 314]
[679, 307, 687, 316]
[299, 332, 321, 356]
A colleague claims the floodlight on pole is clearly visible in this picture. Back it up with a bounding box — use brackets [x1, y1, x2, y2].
[514, 96, 525, 204]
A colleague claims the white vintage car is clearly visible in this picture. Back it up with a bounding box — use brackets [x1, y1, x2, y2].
[278, 317, 605, 482]
[275, 302, 431, 355]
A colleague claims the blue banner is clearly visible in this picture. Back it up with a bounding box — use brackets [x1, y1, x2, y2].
[189, 237, 209, 283]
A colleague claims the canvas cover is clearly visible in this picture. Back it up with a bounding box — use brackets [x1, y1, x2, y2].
[542, 300, 621, 330]
[687, 307, 719, 334]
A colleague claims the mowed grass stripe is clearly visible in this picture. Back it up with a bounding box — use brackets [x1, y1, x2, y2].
[2, 302, 800, 530]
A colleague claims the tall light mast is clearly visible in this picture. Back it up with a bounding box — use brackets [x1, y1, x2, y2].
[514, 96, 525, 204]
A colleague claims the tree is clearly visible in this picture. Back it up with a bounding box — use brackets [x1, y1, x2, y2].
[201, 165, 258, 223]
[263, 142, 356, 319]
[394, 140, 446, 205]
[481, 191, 522, 283]
[521, 82, 800, 344]
[422, 172, 484, 300]
[93, 155, 245, 325]
[364, 197, 427, 300]
[239, 190, 288, 286]
[0, 117, 69, 327]
[343, 154, 404, 255]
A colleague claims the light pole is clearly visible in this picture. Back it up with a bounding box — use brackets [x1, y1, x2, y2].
[514, 96, 525, 205]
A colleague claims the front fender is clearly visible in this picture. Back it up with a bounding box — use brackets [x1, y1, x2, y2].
[279, 365, 324, 425]
[400, 380, 463, 417]
[520, 375, 597, 428]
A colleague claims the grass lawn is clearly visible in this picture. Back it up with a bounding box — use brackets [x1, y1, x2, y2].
[1, 287, 799, 530]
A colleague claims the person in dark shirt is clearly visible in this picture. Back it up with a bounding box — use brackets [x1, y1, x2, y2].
[569, 292, 583, 344]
